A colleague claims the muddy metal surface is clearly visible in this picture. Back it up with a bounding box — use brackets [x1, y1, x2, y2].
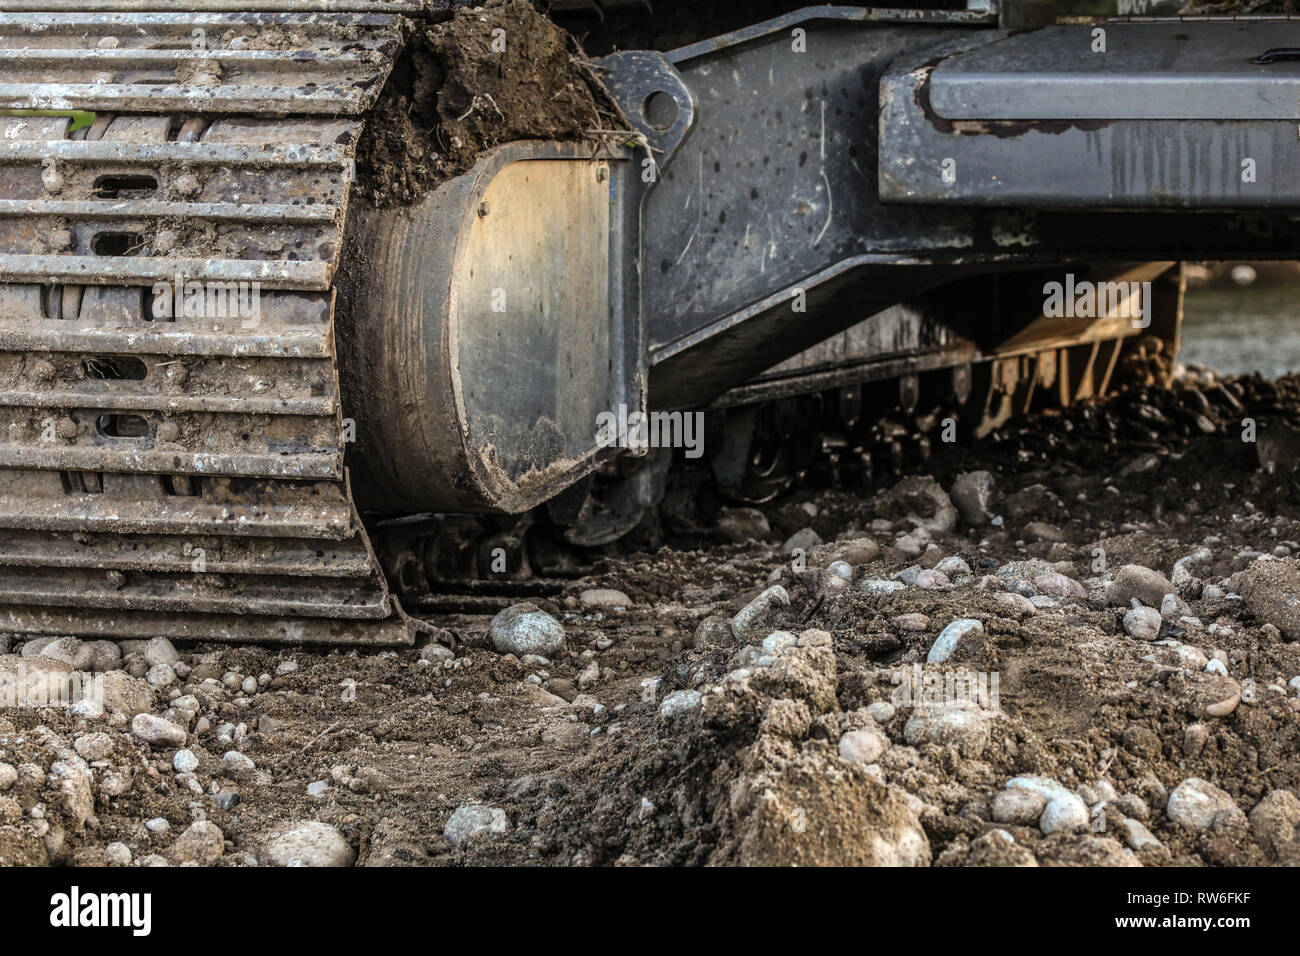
[4, 364, 1300, 867]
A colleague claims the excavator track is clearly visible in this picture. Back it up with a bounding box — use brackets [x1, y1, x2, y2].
[0, 5, 430, 645]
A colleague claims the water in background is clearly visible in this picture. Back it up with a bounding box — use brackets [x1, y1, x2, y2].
[1181, 283, 1300, 378]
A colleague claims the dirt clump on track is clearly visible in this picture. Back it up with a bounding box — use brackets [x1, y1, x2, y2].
[354, 0, 613, 207]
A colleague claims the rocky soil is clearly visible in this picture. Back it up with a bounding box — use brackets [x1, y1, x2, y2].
[4, 364, 1300, 867]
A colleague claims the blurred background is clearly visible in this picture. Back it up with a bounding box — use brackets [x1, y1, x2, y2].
[1064, 0, 1300, 377]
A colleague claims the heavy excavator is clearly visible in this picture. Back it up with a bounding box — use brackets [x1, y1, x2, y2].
[0, 0, 1295, 646]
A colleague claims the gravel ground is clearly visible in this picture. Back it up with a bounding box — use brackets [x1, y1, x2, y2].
[4, 365, 1300, 866]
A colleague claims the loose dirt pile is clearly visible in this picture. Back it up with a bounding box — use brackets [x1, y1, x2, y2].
[5, 365, 1300, 867]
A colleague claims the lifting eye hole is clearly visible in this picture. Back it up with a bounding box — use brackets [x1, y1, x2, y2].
[82, 355, 147, 381]
[642, 91, 678, 132]
[91, 232, 145, 256]
[96, 413, 150, 438]
[92, 175, 158, 199]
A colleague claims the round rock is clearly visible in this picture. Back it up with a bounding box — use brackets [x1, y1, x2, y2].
[1166, 777, 1241, 830]
[258, 820, 355, 867]
[838, 727, 889, 765]
[490, 603, 565, 658]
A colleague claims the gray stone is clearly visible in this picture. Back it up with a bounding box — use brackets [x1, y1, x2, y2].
[903, 709, 990, 757]
[1121, 816, 1164, 853]
[73, 733, 113, 762]
[991, 787, 1047, 826]
[131, 713, 186, 748]
[579, 588, 633, 609]
[490, 603, 566, 657]
[443, 806, 508, 848]
[1040, 794, 1090, 834]
[934, 556, 972, 578]
[950, 471, 997, 526]
[1249, 790, 1300, 862]
[838, 727, 889, 765]
[861, 579, 906, 596]
[168, 820, 224, 865]
[781, 527, 823, 556]
[173, 750, 199, 774]
[1123, 604, 1163, 641]
[731, 585, 791, 640]
[258, 820, 355, 867]
[143, 637, 180, 669]
[1235, 557, 1300, 641]
[223, 750, 255, 773]
[926, 619, 984, 664]
[1108, 565, 1176, 609]
[1166, 777, 1241, 830]
[659, 689, 702, 719]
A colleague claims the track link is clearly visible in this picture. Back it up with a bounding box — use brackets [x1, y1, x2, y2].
[0, 6, 428, 645]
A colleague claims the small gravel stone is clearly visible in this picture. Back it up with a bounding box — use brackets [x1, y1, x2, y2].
[146, 663, 176, 688]
[168, 820, 224, 865]
[659, 689, 702, 718]
[1108, 565, 1176, 608]
[1123, 604, 1163, 641]
[1166, 777, 1242, 830]
[173, 750, 199, 774]
[861, 579, 906, 595]
[258, 820, 355, 866]
[131, 713, 186, 748]
[419, 643, 454, 664]
[73, 733, 113, 762]
[826, 560, 854, 581]
[444, 805, 508, 848]
[1040, 794, 1090, 834]
[781, 527, 822, 555]
[1235, 557, 1300, 641]
[731, 585, 791, 640]
[490, 603, 566, 657]
[893, 613, 930, 632]
[903, 709, 990, 757]
[993, 591, 1036, 615]
[1120, 816, 1164, 852]
[927, 619, 983, 663]
[579, 588, 633, 609]
[223, 750, 255, 772]
[1249, 790, 1300, 861]
[991, 788, 1047, 825]
[756, 631, 794, 656]
[949, 471, 997, 526]
[1034, 573, 1085, 599]
[865, 701, 896, 722]
[838, 727, 889, 764]
[934, 556, 971, 577]
[104, 842, 132, 866]
[143, 637, 180, 668]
